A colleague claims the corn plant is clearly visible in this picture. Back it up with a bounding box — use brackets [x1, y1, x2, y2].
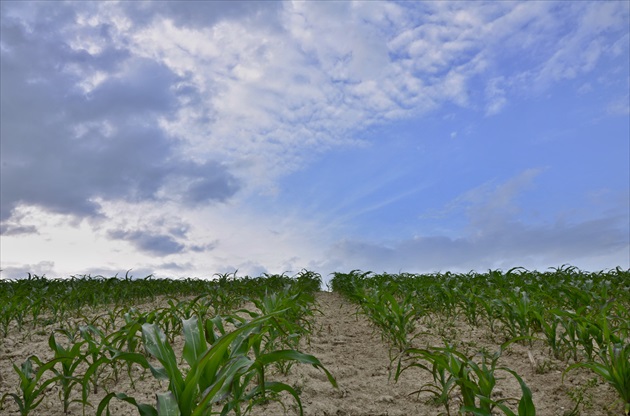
[529, 308, 564, 359]
[496, 291, 538, 344]
[357, 288, 421, 367]
[565, 337, 630, 414]
[458, 286, 482, 326]
[47, 331, 87, 414]
[244, 286, 318, 376]
[99, 311, 151, 386]
[478, 296, 502, 336]
[429, 284, 460, 322]
[1, 356, 61, 416]
[396, 341, 535, 416]
[0, 300, 15, 338]
[78, 324, 114, 398]
[250, 286, 317, 345]
[97, 312, 336, 416]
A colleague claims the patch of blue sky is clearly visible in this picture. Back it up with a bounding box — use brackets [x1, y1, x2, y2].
[272, 65, 628, 243]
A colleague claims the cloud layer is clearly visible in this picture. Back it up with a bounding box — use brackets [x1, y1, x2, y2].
[1, 1, 628, 278]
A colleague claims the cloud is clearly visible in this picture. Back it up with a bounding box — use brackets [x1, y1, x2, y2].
[506, 2, 629, 94]
[0, 7, 240, 224]
[606, 94, 630, 116]
[325, 214, 629, 273]
[485, 77, 507, 116]
[1, 1, 627, 278]
[0, 205, 39, 235]
[107, 228, 185, 256]
[3, 1, 625, 216]
[104, 211, 203, 256]
[462, 168, 545, 232]
[158, 262, 194, 272]
[122, 0, 283, 30]
[0, 223, 38, 236]
[0, 261, 55, 279]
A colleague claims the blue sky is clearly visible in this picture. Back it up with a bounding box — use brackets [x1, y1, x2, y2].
[1, 1, 628, 280]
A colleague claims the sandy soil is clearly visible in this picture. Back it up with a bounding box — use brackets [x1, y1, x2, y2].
[0, 291, 623, 415]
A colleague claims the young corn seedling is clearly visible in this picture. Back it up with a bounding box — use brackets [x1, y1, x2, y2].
[496, 291, 537, 344]
[207, 308, 334, 412]
[48, 331, 87, 414]
[565, 337, 630, 414]
[79, 324, 114, 399]
[477, 296, 502, 336]
[396, 341, 536, 416]
[0, 301, 15, 338]
[531, 309, 564, 360]
[246, 286, 318, 375]
[458, 287, 482, 326]
[358, 288, 421, 371]
[1, 356, 61, 416]
[97, 312, 336, 416]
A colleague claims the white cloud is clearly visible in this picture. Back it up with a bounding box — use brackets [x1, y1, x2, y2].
[606, 94, 630, 116]
[54, 0, 623, 195]
[1, 1, 627, 278]
[485, 76, 507, 116]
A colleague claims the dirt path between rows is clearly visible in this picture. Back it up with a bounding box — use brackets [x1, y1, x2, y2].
[260, 291, 426, 416]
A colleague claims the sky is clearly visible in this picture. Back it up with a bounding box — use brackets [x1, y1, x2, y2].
[1, 1, 629, 282]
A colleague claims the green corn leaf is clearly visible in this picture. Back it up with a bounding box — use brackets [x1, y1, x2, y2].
[142, 323, 185, 399]
[460, 405, 493, 416]
[97, 392, 157, 416]
[11, 356, 63, 413]
[255, 349, 338, 388]
[192, 356, 254, 416]
[503, 368, 536, 416]
[182, 316, 207, 368]
[242, 381, 304, 416]
[157, 392, 181, 416]
[192, 314, 276, 414]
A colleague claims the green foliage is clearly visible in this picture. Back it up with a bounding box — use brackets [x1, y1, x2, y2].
[97, 312, 336, 416]
[396, 342, 535, 416]
[331, 266, 630, 415]
[47, 331, 87, 413]
[565, 340, 630, 415]
[2, 266, 628, 415]
[1, 356, 61, 416]
[1, 270, 329, 416]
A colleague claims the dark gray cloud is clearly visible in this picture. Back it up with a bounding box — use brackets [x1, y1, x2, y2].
[0, 3, 240, 226]
[107, 228, 185, 256]
[181, 164, 241, 204]
[189, 241, 219, 253]
[105, 215, 219, 256]
[0, 223, 38, 236]
[0, 208, 39, 235]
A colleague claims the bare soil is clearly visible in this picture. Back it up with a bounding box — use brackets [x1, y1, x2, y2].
[0, 292, 623, 415]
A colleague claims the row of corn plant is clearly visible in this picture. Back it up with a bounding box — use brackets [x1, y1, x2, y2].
[331, 266, 630, 415]
[355, 286, 422, 369]
[95, 311, 336, 416]
[0, 271, 322, 340]
[1, 271, 332, 415]
[395, 340, 535, 416]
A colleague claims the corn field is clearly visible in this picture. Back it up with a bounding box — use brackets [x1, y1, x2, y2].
[0, 266, 628, 415]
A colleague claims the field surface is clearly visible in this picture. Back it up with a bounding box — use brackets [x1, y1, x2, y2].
[0, 270, 628, 416]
